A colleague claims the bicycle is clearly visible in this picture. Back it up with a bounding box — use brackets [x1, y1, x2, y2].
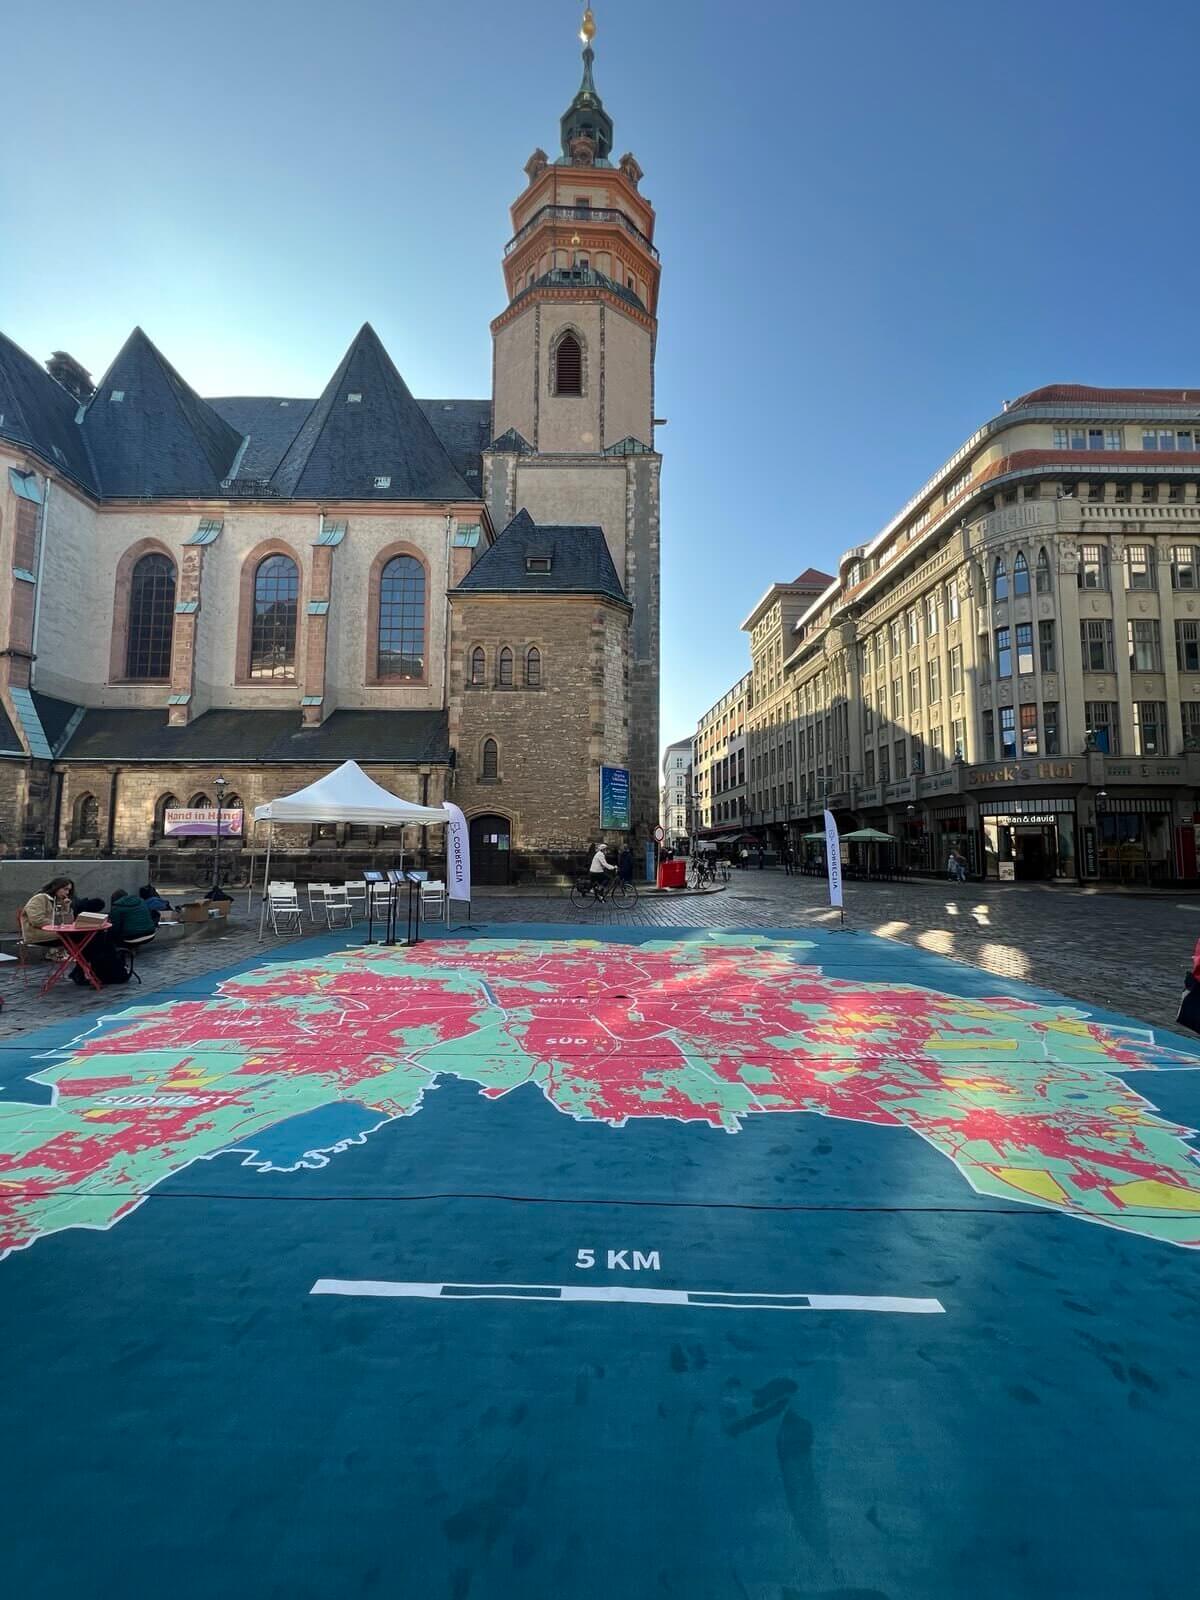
[687, 857, 718, 889]
[569, 874, 639, 912]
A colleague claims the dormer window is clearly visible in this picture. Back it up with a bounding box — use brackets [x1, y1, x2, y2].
[347, 392, 362, 403]
[110, 390, 124, 402]
[526, 556, 552, 574]
[373, 475, 392, 489]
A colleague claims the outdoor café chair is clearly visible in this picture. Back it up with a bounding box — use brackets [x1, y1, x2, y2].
[344, 880, 367, 911]
[306, 882, 332, 918]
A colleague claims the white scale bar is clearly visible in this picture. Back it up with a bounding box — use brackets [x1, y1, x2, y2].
[310, 1279, 944, 1314]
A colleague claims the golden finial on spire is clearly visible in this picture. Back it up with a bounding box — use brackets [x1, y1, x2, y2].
[580, 7, 596, 45]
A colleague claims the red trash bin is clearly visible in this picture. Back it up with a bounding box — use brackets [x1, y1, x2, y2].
[657, 859, 687, 889]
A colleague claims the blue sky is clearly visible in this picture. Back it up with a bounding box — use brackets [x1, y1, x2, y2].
[4, 0, 1199, 761]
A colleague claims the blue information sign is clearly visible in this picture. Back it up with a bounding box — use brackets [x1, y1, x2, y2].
[599, 765, 631, 830]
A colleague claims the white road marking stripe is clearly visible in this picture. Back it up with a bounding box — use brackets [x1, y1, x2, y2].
[309, 1280, 945, 1314]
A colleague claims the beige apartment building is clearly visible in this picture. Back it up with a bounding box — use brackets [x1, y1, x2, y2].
[692, 672, 751, 835]
[744, 384, 1200, 883]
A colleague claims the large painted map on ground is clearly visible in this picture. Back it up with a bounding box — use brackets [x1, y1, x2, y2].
[2, 934, 1199, 1258]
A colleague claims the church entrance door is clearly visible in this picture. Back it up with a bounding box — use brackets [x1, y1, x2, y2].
[470, 814, 512, 886]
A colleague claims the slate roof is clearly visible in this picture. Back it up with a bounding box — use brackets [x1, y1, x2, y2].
[269, 324, 474, 502]
[206, 397, 315, 479]
[30, 691, 81, 751]
[58, 707, 451, 764]
[0, 331, 98, 493]
[79, 328, 243, 497]
[454, 508, 627, 603]
[0, 700, 23, 756]
[416, 399, 492, 490]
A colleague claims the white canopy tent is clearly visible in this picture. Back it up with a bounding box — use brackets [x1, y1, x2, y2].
[249, 761, 449, 935]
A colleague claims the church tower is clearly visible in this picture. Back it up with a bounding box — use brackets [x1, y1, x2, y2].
[485, 6, 661, 842]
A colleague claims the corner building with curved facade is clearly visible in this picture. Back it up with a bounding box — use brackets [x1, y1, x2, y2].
[753, 385, 1200, 884]
[0, 36, 660, 881]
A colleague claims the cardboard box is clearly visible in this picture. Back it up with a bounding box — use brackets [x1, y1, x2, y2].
[175, 901, 232, 924]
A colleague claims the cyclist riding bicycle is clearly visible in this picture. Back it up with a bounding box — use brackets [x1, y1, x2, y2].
[589, 842, 617, 901]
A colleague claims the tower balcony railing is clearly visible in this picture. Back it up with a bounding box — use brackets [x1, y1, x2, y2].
[504, 204, 659, 261]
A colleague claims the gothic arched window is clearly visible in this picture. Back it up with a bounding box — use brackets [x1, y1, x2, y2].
[993, 555, 1009, 602]
[554, 332, 583, 396]
[525, 646, 542, 687]
[1013, 551, 1030, 597]
[1036, 547, 1052, 594]
[498, 646, 514, 687]
[250, 554, 299, 679]
[72, 792, 99, 840]
[470, 646, 486, 685]
[376, 555, 426, 680]
[125, 553, 176, 679]
[482, 738, 499, 781]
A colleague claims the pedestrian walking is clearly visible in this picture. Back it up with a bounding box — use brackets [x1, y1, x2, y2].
[618, 842, 633, 884]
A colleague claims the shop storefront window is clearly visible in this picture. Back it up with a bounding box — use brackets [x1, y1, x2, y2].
[982, 801, 1077, 882]
[1098, 809, 1171, 884]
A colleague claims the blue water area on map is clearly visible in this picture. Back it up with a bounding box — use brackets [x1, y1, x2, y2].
[226, 1102, 388, 1172]
[3, 924, 1200, 1599]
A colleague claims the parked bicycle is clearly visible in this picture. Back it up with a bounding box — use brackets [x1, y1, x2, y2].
[687, 856, 719, 889]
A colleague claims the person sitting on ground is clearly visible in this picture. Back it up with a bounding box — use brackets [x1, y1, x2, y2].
[137, 883, 171, 923]
[589, 842, 617, 900]
[20, 877, 75, 950]
[109, 887, 157, 948]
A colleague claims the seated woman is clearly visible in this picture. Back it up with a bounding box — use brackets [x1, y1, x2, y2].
[137, 883, 171, 924]
[20, 877, 75, 950]
[109, 888, 158, 948]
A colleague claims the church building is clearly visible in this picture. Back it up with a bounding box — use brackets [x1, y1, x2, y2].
[0, 10, 661, 882]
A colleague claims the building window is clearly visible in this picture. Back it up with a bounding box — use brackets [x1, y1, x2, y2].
[1085, 700, 1120, 754]
[1019, 703, 1038, 755]
[994, 556, 1008, 602]
[481, 737, 499, 780]
[1125, 544, 1156, 590]
[892, 679, 903, 719]
[1170, 545, 1197, 589]
[1128, 619, 1162, 673]
[1013, 551, 1030, 597]
[864, 749, 875, 785]
[879, 744, 891, 784]
[1080, 619, 1114, 673]
[978, 563, 989, 608]
[498, 646, 514, 686]
[1181, 701, 1200, 748]
[1035, 547, 1052, 594]
[1177, 621, 1200, 673]
[525, 645, 542, 687]
[978, 631, 991, 685]
[376, 554, 425, 679]
[995, 626, 1012, 678]
[1043, 702, 1060, 755]
[1133, 700, 1167, 756]
[249, 554, 299, 679]
[1144, 428, 1184, 451]
[946, 579, 959, 621]
[894, 738, 907, 780]
[125, 553, 176, 679]
[863, 700, 874, 734]
[999, 705, 1016, 758]
[153, 792, 178, 841]
[908, 667, 921, 710]
[877, 687, 887, 727]
[890, 618, 903, 658]
[553, 331, 583, 395]
[952, 718, 966, 760]
[927, 657, 941, 704]
[907, 609, 920, 648]
[949, 644, 962, 694]
[982, 710, 995, 760]
[1078, 544, 1109, 590]
[72, 792, 99, 841]
[1038, 620, 1056, 673]
[470, 646, 485, 685]
[1016, 622, 1034, 675]
[925, 591, 939, 635]
[874, 631, 886, 672]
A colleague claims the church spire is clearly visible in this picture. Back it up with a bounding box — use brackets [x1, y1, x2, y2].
[561, 6, 613, 162]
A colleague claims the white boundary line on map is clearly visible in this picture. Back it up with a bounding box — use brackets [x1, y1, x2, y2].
[308, 1279, 946, 1314]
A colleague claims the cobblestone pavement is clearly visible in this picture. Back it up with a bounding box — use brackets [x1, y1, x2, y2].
[1, 871, 1193, 1039]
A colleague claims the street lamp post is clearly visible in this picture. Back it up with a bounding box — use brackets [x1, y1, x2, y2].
[211, 775, 227, 896]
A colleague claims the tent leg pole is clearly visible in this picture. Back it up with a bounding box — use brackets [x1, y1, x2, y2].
[258, 831, 273, 941]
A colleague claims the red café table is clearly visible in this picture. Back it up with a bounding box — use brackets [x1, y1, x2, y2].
[40, 919, 112, 995]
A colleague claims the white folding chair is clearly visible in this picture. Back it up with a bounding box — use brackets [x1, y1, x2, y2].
[306, 882, 332, 919]
[419, 880, 447, 923]
[344, 880, 367, 912]
[369, 881, 392, 916]
[323, 886, 354, 929]
[268, 885, 303, 934]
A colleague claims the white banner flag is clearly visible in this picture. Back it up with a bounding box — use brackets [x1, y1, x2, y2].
[823, 808, 843, 909]
[443, 802, 472, 902]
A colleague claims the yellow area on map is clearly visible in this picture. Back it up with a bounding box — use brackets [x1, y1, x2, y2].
[994, 1167, 1069, 1204]
[83, 1108, 109, 1120]
[943, 1076, 1011, 1094]
[928, 1039, 1018, 1052]
[1110, 1179, 1200, 1212]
